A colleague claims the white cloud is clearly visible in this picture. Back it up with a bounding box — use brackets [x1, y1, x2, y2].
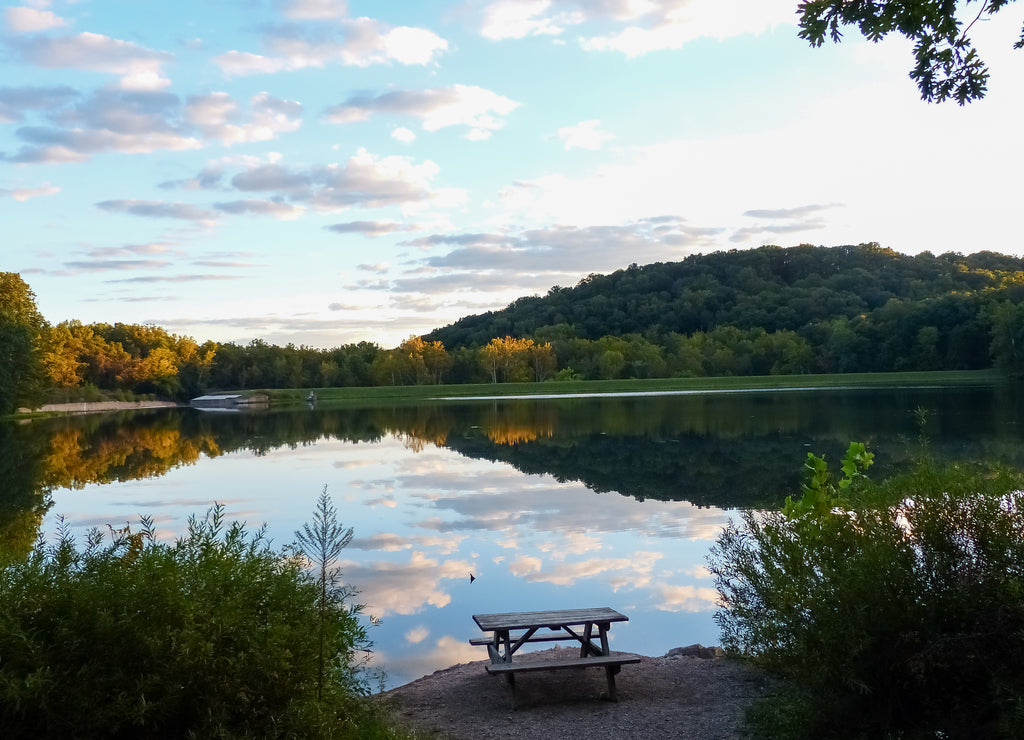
[325, 84, 519, 140]
[280, 0, 347, 20]
[4, 6, 68, 32]
[406, 219, 721, 279]
[214, 17, 447, 76]
[481, 0, 581, 40]
[510, 551, 662, 588]
[478, 0, 794, 54]
[0, 183, 60, 201]
[557, 119, 613, 150]
[311, 149, 467, 213]
[380, 25, 449, 65]
[12, 32, 174, 89]
[0, 85, 78, 123]
[509, 555, 543, 576]
[213, 198, 305, 220]
[341, 551, 472, 616]
[405, 625, 429, 644]
[327, 220, 416, 236]
[392, 126, 416, 143]
[580, 0, 793, 57]
[377, 635, 483, 684]
[206, 149, 465, 215]
[350, 531, 466, 554]
[186, 91, 303, 145]
[6, 126, 201, 164]
[212, 50, 289, 77]
[1, 87, 300, 164]
[230, 162, 312, 191]
[651, 583, 720, 612]
[96, 199, 218, 223]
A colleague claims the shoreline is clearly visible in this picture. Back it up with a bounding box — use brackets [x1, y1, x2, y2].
[381, 646, 776, 739]
[19, 400, 183, 416]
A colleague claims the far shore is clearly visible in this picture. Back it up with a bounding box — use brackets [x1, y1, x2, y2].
[19, 400, 183, 416]
[11, 368, 1008, 418]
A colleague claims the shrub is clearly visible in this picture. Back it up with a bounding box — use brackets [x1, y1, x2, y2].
[0, 501, 384, 739]
[709, 443, 1024, 738]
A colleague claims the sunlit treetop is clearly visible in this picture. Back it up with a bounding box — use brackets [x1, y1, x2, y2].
[797, 0, 1024, 104]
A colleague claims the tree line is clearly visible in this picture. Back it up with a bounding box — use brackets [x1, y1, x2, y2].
[4, 243, 1024, 413]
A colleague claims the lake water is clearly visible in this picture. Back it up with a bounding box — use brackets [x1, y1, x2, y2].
[5, 384, 1024, 689]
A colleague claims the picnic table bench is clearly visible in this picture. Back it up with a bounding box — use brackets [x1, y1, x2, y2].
[471, 607, 641, 707]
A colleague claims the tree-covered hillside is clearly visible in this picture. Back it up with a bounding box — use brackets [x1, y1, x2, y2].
[424, 243, 1024, 375]
[426, 243, 1024, 346]
[6, 244, 1024, 408]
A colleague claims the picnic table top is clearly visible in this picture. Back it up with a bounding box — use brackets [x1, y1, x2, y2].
[473, 607, 628, 632]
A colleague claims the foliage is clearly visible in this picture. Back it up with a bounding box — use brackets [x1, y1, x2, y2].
[43, 320, 217, 400]
[294, 486, 362, 701]
[478, 335, 552, 382]
[709, 443, 1024, 737]
[0, 422, 51, 561]
[989, 299, 1024, 375]
[797, 0, 1023, 104]
[426, 244, 1024, 378]
[0, 502, 385, 739]
[0, 272, 49, 414]
[12, 246, 1024, 400]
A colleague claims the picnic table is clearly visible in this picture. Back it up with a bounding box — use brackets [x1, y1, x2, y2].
[470, 607, 641, 706]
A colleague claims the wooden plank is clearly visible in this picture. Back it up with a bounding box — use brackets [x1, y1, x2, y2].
[509, 626, 539, 656]
[486, 643, 501, 663]
[473, 607, 627, 632]
[561, 624, 605, 657]
[484, 654, 641, 675]
[468, 633, 570, 646]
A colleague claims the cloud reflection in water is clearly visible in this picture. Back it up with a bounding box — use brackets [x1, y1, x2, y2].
[44, 432, 733, 689]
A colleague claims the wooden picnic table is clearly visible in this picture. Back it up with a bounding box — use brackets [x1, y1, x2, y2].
[470, 607, 640, 706]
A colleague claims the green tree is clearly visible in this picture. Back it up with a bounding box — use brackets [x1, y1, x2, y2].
[398, 335, 450, 384]
[0, 422, 51, 561]
[294, 487, 359, 702]
[0, 273, 49, 414]
[989, 299, 1024, 374]
[370, 347, 412, 385]
[798, 0, 1023, 103]
[479, 336, 535, 382]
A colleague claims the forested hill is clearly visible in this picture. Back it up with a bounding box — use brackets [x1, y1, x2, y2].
[6, 244, 1024, 414]
[425, 243, 1024, 350]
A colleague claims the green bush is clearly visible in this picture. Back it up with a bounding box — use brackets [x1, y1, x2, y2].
[0, 501, 387, 739]
[709, 444, 1024, 738]
[81, 382, 103, 402]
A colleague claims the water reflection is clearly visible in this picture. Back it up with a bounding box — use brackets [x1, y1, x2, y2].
[3, 385, 1024, 687]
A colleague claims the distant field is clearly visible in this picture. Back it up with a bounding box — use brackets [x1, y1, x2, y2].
[262, 369, 1007, 407]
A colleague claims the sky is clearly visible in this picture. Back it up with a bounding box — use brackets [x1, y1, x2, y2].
[4, 1, 1024, 350]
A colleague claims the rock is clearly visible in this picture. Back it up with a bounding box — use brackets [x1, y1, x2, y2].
[666, 644, 725, 660]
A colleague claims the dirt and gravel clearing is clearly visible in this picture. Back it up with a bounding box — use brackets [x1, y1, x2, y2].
[379, 647, 778, 739]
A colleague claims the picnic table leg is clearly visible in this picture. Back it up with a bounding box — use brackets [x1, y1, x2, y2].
[604, 664, 619, 702]
[489, 629, 513, 663]
[504, 671, 517, 709]
[580, 622, 592, 657]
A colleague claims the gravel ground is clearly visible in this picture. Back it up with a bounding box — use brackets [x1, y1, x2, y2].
[378, 647, 777, 739]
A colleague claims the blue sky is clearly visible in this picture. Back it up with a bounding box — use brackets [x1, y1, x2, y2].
[4, 1, 1024, 349]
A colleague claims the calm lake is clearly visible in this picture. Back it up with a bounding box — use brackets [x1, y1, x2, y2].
[4, 383, 1024, 689]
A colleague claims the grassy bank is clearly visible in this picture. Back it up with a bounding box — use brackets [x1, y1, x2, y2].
[261, 369, 1006, 407]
